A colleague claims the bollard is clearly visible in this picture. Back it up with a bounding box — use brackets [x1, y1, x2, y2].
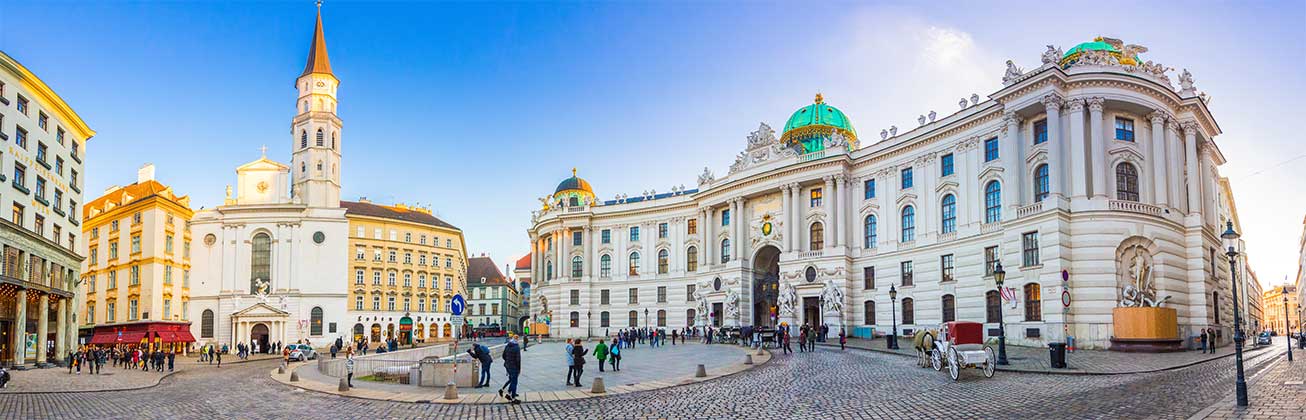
[590, 377, 606, 394]
[744, 355, 753, 365]
[338, 377, 349, 392]
[443, 383, 459, 400]
[278, 365, 286, 375]
[695, 364, 707, 378]
[289, 371, 300, 382]
[755, 347, 766, 356]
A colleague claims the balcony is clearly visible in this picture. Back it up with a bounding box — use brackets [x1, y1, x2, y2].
[1016, 201, 1046, 219]
[980, 222, 1002, 234]
[937, 231, 957, 242]
[797, 249, 824, 259]
[1109, 200, 1165, 217]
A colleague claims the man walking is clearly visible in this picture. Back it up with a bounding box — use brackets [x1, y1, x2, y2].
[167, 351, 176, 372]
[499, 335, 522, 404]
[609, 337, 621, 371]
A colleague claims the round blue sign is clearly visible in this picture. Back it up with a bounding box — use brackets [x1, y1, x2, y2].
[450, 294, 466, 316]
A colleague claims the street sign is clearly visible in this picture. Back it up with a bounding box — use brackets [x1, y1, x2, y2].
[450, 294, 466, 316]
[1062, 290, 1072, 307]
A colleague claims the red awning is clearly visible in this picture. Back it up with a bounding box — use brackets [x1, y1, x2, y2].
[117, 331, 147, 344]
[174, 329, 196, 343]
[89, 331, 118, 345]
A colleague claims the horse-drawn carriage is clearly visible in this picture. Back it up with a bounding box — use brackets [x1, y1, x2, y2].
[913, 321, 996, 380]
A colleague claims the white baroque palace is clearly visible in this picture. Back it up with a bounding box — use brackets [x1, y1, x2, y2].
[529, 38, 1241, 349]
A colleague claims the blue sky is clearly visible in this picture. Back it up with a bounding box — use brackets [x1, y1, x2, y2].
[2, 1, 1303, 288]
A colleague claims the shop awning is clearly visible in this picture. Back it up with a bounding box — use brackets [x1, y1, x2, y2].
[117, 331, 147, 344]
[174, 329, 196, 343]
[89, 331, 119, 345]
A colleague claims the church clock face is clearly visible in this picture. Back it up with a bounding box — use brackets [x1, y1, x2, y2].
[204, 234, 217, 246]
[313, 231, 326, 244]
[256, 181, 269, 193]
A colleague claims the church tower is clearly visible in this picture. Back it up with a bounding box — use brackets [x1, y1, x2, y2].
[291, 4, 342, 208]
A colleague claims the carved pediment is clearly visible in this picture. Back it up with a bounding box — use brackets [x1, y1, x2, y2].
[895, 191, 918, 206]
[1108, 146, 1145, 164]
[978, 164, 1005, 181]
[935, 179, 959, 194]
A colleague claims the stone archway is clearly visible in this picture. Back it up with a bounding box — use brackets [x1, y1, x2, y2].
[250, 323, 269, 354]
[752, 245, 781, 328]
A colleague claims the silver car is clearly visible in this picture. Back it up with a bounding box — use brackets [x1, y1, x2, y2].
[288, 344, 317, 361]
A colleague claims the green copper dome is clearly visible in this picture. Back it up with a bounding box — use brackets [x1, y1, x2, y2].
[1060, 36, 1141, 66]
[780, 94, 858, 154]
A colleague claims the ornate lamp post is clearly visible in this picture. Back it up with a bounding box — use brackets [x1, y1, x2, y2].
[888, 285, 899, 350]
[587, 311, 593, 339]
[1284, 295, 1294, 362]
[994, 261, 1009, 365]
[645, 308, 650, 329]
[1221, 221, 1249, 407]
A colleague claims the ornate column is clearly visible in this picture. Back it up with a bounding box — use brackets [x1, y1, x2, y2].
[1066, 97, 1088, 199]
[736, 197, 748, 259]
[850, 177, 862, 249]
[700, 207, 709, 267]
[1182, 121, 1202, 217]
[559, 229, 569, 280]
[823, 176, 835, 249]
[1087, 97, 1108, 199]
[885, 169, 899, 244]
[781, 185, 793, 252]
[1149, 111, 1169, 207]
[1002, 112, 1023, 210]
[13, 288, 26, 365]
[1041, 94, 1066, 197]
[36, 294, 48, 364]
[834, 176, 846, 247]
[582, 226, 592, 278]
[55, 297, 67, 361]
[790, 183, 801, 251]
[704, 209, 714, 267]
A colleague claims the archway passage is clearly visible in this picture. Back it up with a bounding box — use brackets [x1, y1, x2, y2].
[352, 323, 365, 343]
[250, 323, 270, 354]
[752, 245, 781, 328]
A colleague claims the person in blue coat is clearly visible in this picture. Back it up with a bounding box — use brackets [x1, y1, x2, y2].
[468, 342, 493, 388]
[499, 335, 522, 403]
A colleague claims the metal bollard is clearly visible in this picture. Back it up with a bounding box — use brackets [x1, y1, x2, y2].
[755, 347, 766, 356]
[695, 364, 707, 378]
[590, 377, 606, 394]
[338, 377, 349, 392]
[744, 355, 753, 365]
[289, 371, 300, 382]
[278, 365, 285, 375]
[443, 383, 459, 400]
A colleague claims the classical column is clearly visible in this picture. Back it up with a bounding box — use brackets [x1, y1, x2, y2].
[1041, 94, 1066, 197]
[781, 186, 793, 252]
[1166, 120, 1184, 210]
[790, 183, 801, 251]
[1182, 122, 1202, 216]
[582, 226, 592, 278]
[731, 199, 741, 260]
[13, 288, 27, 365]
[736, 197, 748, 258]
[55, 297, 67, 361]
[1066, 98, 1088, 199]
[822, 176, 835, 249]
[850, 177, 862, 249]
[705, 209, 714, 266]
[956, 143, 973, 227]
[1087, 97, 1108, 198]
[1149, 112, 1169, 207]
[700, 208, 709, 267]
[834, 176, 846, 247]
[36, 294, 48, 364]
[1002, 112, 1023, 211]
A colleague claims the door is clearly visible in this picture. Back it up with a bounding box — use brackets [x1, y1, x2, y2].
[802, 297, 821, 330]
[251, 323, 269, 353]
[712, 303, 724, 327]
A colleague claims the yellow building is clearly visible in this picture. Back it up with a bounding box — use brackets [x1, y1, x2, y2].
[1263, 284, 1299, 336]
[80, 164, 194, 348]
[342, 199, 467, 345]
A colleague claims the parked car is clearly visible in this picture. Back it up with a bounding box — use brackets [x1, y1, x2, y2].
[288, 344, 317, 361]
[1255, 332, 1272, 346]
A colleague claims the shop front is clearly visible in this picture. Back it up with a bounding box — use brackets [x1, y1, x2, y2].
[86, 321, 196, 353]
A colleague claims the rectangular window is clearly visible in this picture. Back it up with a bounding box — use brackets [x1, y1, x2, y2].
[570, 290, 579, 305]
[33, 214, 43, 236]
[600, 289, 610, 305]
[164, 266, 173, 284]
[35, 177, 46, 201]
[686, 284, 696, 301]
[901, 168, 913, 189]
[722, 209, 730, 226]
[572, 230, 582, 246]
[356, 248, 364, 260]
[864, 178, 876, 199]
[810, 188, 823, 207]
[985, 246, 999, 276]
[687, 219, 697, 235]
[629, 226, 640, 242]
[1033, 119, 1048, 145]
[10, 203, 22, 226]
[658, 223, 668, 239]
[129, 299, 139, 320]
[109, 242, 118, 260]
[901, 261, 913, 286]
[601, 229, 611, 244]
[657, 286, 667, 303]
[355, 269, 364, 285]
[940, 153, 954, 177]
[165, 235, 174, 254]
[984, 137, 999, 161]
[36, 143, 48, 165]
[1022, 232, 1040, 267]
[38, 112, 48, 130]
[863, 266, 875, 289]
[55, 157, 64, 176]
[131, 235, 141, 254]
[16, 95, 29, 115]
[940, 254, 954, 282]
[130, 266, 140, 285]
[1115, 118, 1135, 141]
[628, 287, 638, 304]
[108, 271, 117, 289]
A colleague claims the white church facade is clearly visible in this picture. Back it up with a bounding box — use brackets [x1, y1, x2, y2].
[529, 38, 1248, 350]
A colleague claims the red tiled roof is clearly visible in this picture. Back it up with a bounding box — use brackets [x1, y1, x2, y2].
[467, 257, 511, 286]
[341, 200, 457, 230]
[514, 254, 531, 270]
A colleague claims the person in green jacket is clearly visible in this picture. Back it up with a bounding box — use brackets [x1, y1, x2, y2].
[594, 340, 609, 372]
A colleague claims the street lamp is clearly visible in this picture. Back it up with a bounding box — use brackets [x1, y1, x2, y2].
[587, 311, 593, 339]
[994, 261, 1009, 365]
[1221, 221, 1249, 407]
[888, 285, 899, 350]
[645, 308, 650, 329]
[1283, 294, 1293, 362]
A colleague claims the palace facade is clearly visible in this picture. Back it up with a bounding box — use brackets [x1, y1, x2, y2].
[529, 38, 1244, 349]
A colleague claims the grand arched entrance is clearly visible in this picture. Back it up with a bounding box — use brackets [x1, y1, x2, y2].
[752, 245, 781, 328]
[250, 323, 270, 354]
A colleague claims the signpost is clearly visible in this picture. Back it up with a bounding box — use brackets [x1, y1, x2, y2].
[1061, 269, 1073, 351]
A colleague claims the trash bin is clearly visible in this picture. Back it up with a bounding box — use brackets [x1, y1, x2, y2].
[1048, 342, 1067, 369]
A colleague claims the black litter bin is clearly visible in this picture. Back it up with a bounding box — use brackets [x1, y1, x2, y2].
[1048, 342, 1067, 368]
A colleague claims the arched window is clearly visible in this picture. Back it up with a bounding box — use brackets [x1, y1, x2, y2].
[310, 307, 324, 336]
[1024, 283, 1042, 321]
[1034, 164, 1050, 202]
[984, 181, 1002, 223]
[545, 261, 553, 280]
[657, 309, 667, 327]
[657, 249, 669, 274]
[1115, 162, 1140, 201]
[569, 311, 579, 328]
[809, 222, 824, 250]
[629, 252, 641, 275]
[986, 290, 1001, 323]
[864, 215, 878, 248]
[941, 294, 956, 322]
[686, 246, 698, 271]
[300, 130, 307, 148]
[686, 309, 697, 327]
[863, 300, 875, 325]
[571, 256, 583, 278]
[200, 309, 215, 338]
[940, 194, 957, 234]
[628, 310, 639, 327]
[901, 297, 915, 325]
[600, 311, 610, 327]
[901, 206, 916, 242]
[600, 254, 611, 277]
[316, 129, 324, 146]
[250, 232, 271, 292]
[331, 132, 337, 149]
[720, 239, 731, 263]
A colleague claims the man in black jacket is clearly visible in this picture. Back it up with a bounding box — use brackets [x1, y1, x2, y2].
[499, 335, 522, 403]
[570, 340, 588, 387]
[468, 343, 493, 388]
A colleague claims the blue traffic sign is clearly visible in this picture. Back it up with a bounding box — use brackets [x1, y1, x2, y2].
[450, 294, 466, 316]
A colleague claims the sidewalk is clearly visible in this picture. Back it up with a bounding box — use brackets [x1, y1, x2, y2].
[816, 336, 1279, 374]
[1189, 351, 1304, 419]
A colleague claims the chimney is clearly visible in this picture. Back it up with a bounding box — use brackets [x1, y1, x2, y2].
[104, 185, 122, 195]
[137, 163, 156, 183]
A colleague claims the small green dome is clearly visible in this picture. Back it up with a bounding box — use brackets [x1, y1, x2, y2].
[780, 94, 858, 154]
[1060, 36, 1141, 66]
[1063, 39, 1119, 59]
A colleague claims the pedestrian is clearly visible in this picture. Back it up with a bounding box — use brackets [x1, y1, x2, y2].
[207, 345, 215, 365]
[799, 327, 808, 353]
[594, 339, 608, 372]
[609, 337, 621, 371]
[0, 365, 9, 389]
[522, 333, 529, 352]
[499, 334, 522, 404]
[167, 351, 176, 372]
[345, 351, 355, 388]
[468, 342, 493, 388]
[839, 327, 847, 351]
[215, 348, 222, 367]
[1209, 328, 1218, 354]
[571, 340, 588, 387]
[782, 327, 792, 354]
[1200, 329, 1209, 353]
[564, 339, 576, 386]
